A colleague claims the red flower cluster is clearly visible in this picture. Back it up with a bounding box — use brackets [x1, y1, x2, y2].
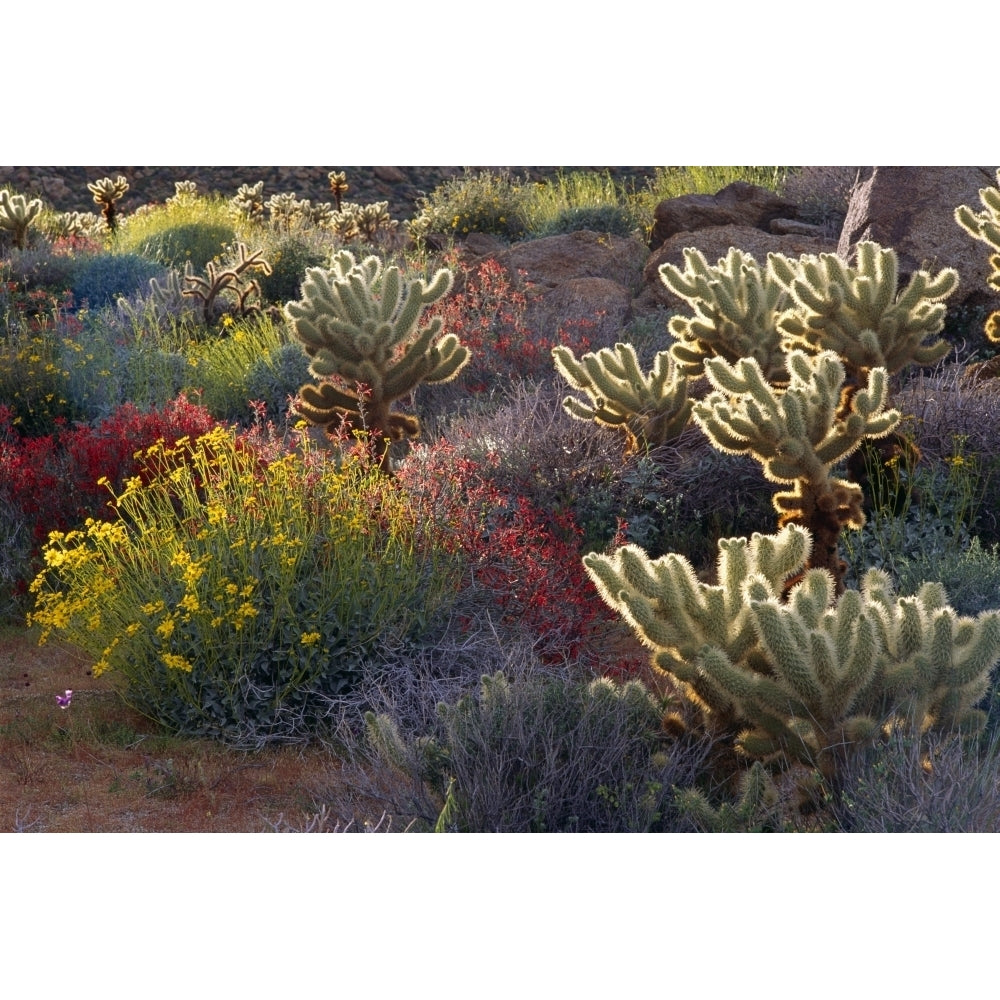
[0, 394, 219, 586]
[398, 439, 612, 666]
[425, 254, 594, 392]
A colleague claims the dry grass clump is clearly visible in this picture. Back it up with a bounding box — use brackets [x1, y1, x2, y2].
[830, 729, 1000, 832]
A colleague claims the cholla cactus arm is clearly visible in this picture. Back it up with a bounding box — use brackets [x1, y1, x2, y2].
[694, 349, 900, 591]
[773, 242, 957, 376]
[285, 250, 465, 472]
[0, 190, 43, 249]
[659, 247, 790, 381]
[552, 342, 693, 453]
[954, 169, 1000, 340]
[584, 525, 813, 726]
[861, 569, 1000, 733]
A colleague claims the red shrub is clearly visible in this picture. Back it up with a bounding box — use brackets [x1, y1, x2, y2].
[398, 439, 613, 666]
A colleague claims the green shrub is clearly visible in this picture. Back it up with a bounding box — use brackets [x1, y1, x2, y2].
[137, 221, 237, 271]
[520, 170, 642, 238]
[245, 341, 311, 421]
[28, 427, 460, 746]
[71, 253, 166, 310]
[256, 232, 329, 306]
[408, 169, 529, 243]
[182, 314, 288, 420]
[0, 331, 80, 435]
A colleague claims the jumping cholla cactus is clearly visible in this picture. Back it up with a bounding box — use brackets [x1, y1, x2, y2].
[167, 180, 198, 204]
[552, 342, 693, 454]
[177, 242, 273, 327]
[265, 192, 306, 231]
[285, 249, 468, 472]
[49, 210, 105, 239]
[87, 175, 129, 233]
[659, 246, 791, 383]
[230, 181, 265, 222]
[954, 168, 1000, 341]
[583, 523, 1000, 784]
[692, 348, 900, 593]
[328, 171, 349, 212]
[0, 189, 43, 249]
[770, 241, 958, 379]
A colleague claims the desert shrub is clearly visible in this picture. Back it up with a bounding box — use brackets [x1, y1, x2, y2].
[531, 203, 638, 238]
[135, 221, 237, 271]
[0, 395, 218, 607]
[71, 252, 166, 310]
[28, 427, 460, 745]
[0, 330, 80, 436]
[633, 166, 792, 236]
[183, 314, 288, 421]
[244, 341, 311, 422]
[520, 170, 641, 238]
[256, 232, 329, 306]
[830, 729, 1000, 832]
[362, 667, 712, 832]
[417, 253, 593, 420]
[408, 169, 529, 244]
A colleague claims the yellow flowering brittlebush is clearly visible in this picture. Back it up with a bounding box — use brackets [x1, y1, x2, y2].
[28, 425, 459, 743]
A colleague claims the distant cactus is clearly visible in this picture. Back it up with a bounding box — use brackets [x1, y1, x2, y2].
[328, 171, 349, 212]
[167, 180, 198, 204]
[265, 192, 306, 231]
[954, 168, 1000, 341]
[87, 175, 129, 232]
[229, 181, 265, 222]
[0, 189, 43, 249]
[285, 250, 468, 472]
[552, 342, 693, 454]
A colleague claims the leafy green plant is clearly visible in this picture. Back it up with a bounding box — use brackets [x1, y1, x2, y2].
[407, 169, 529, 245]
[28, 426, 460, 745]
[519, 170, 641, 238]
[136, 221, 237, 272]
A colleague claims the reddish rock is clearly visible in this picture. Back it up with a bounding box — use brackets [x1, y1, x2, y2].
[838, 166, 1000, 313]
[649, 182, 799, 251]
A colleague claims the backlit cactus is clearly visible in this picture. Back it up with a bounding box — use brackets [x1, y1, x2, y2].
[659, 246, 791, 383]
[87, 175, 129, 233]
[179, 241, 273, 326]
[0, 189, 43, 249]
[552, 342, 693, 454]
[954, 168, 1000, 341]
[285, 250, 468, 472]
[770, 241, 958, 377]
[692, 349, 900, 592]
[584, 523, 1000, 783]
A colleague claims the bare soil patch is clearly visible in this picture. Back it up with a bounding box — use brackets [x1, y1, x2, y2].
[0, 627, 366, 832]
